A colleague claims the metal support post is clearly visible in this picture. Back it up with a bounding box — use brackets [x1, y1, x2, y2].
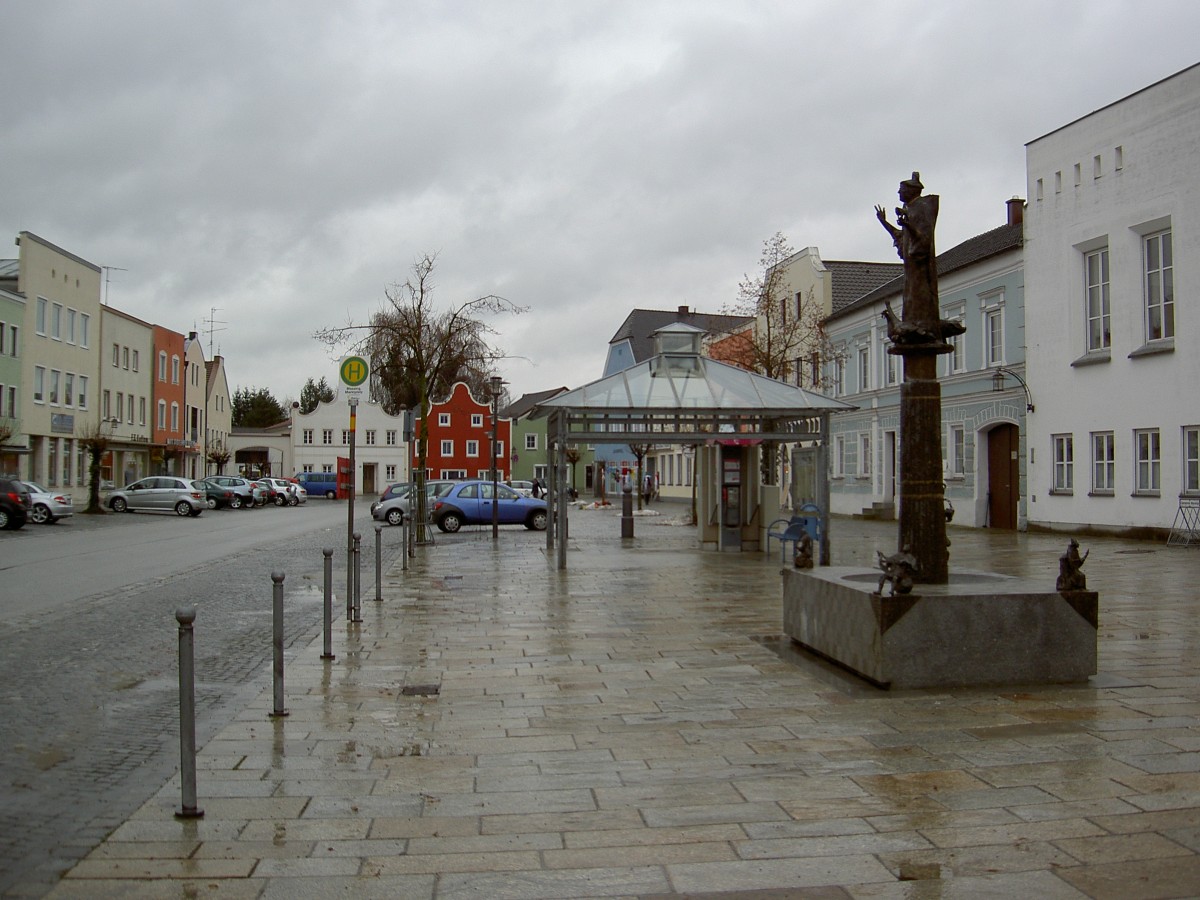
[374, 524, 383, 602]
[270, 572, 289, 717]
[175, 606, 203, 819]
[352, 532, 362, 623]
[402, 516, 410, 570]
[321, 548, 335, 660]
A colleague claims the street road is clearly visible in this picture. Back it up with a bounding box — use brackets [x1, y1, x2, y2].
[0, 500, 404, 897]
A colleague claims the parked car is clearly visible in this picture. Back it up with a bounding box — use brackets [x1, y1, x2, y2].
[197, 480, 235, 510]
[296, 471, 340, 499]
[372, 480, 455, 526]
[261, 477, 303, 506]
[20, 481, 74, 524]
[200, 476, 265, 509]
[0, 477, 30, 530]
[508, 480, 535, 497]
[431, 480, 548, 533]
[251, 479, 277, 506]
[108, 476, 205, 516]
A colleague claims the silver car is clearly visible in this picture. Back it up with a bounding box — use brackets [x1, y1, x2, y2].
[371, 480, 455, 526]
[21, 480, 75, 524]
[108, 476, 205, 517]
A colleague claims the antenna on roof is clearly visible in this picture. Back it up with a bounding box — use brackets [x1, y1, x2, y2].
[101, 266, 127, 304]
[203, 308, 227, 357]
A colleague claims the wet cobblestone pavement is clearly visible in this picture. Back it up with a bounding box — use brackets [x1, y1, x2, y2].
[39, 504, 1200, 898]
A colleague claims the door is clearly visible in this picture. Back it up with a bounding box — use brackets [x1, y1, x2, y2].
[363, 464, 376, 495]
[884, 431, 897, 505]
[720, 446, 742, 550]
[987, 424, 1019, 529]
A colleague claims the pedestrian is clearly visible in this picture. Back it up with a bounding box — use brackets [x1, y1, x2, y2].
[531, 479, 543, 499]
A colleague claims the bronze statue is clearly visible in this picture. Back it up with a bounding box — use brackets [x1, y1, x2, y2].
[876, 546, 917, 596]
[793, 530, 814, 569]
[1056, 538, 1089, 591]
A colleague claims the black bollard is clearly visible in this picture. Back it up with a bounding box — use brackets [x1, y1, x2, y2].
[321, 548, 335, 660]
[621, 481, 634, 538]
[269, 572, 289, 717]
[175, 606, 204, 819]
[374, 524, 383, 602]
[352, 532, 362, 623]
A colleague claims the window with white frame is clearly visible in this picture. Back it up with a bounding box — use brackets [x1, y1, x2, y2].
[386, 430, 397, 446]
[833, 354, 846, 397]
[66, 309, 76, 344]
[63, 373, 74, 408]
[859, 433, 872, 476]
[1144, 230, 1174, 341]
[322, 429, 333, 444]
[885, 342, 900, 386]
[116, 392, 123, 422]
[51, 303, 62, 339]
[386, 465, 396, 480]
[77, 376, 87, 410]
[471, 414, 483, 427]
[441, 469, 466, 480]
[157, 399, 167, 429]
[1135, 429, 1160, 494]
[1185, 426, 1199, 494]
[341, 429, 351, 444]
[494, 441, 505, 458]
[80, 313, 89, 347]
[10, 385, 19, 416]
[303, 464, 314, 473]
[832, 434, 846, 477]
[438, 413, 450, 427]
[101, 389, 109, 418]
[112, 343, 120, 367]
[440, 439, 453, 455]
[525, 433, 538, 451]
[171, 355, 180, 384]
[984, 306, 1004, 366]
[171, 402, 179, 431]
[131, 349, 138, 371]
[857, 346, 870, 393]
[303, 429, 313, 445]
[947, 424, 965, 477]
[365, 430, 376, 445]
[945, 309, 965, 374]
[1052, 434, 1073, 492]
[1091, 432, 1115, 494]
[158, 351, 167, 381]
[466, 440, 479, 456]
[138, 396, 144, 423]
[1085, 247, 1111, 351]
[322, 463, 333, 473]
[36, 298, 47, 335]
[49, 369, 60, 405]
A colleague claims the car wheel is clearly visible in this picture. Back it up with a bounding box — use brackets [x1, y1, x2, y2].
[326, 490, 336, 500]
[111, 497, 128, 513]
[0, 509, 9, 529]
[189, 507, 203, 517]
[206, 497, 218, 510]
[255, 496, 266, 507]
[439, 512, 462, 533]
[30, 503, 51, 525]
[386, 508, 404, 526]
[274, 495, 286, 507]
[288, 496, 299, 507]
[229, 495, 243, 509]
[527, 510, 548, 531]
[175, 501, 193, 517]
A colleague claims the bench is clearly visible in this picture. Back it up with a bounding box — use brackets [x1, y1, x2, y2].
[767, 507, 821, 565]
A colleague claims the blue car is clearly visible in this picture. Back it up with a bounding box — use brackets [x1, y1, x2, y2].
[431, 480, 548, 533]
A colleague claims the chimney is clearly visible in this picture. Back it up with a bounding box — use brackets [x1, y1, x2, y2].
[678, 304, 690, 316]
[1007, 196, 1025, 227]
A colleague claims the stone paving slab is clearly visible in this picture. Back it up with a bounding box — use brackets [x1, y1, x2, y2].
[44, 506, 1200, 898]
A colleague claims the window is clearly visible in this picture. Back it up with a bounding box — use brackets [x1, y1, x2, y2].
[1053, 434, 1074, 493]
[63, 373, 74, 408]
[525, 433, 538, 451]
[1091, 432, 1115, 494]
[385, 465, 396, 480]
[884, 343, 899, 386]
[466, 440, 479, 456]
[832, 355, 846, 397]
[985, 307, 1004, 366]
[123, 347, 130, 369]
[131, 349, 138, 371]
[51, 303, 62, 339]
[128, 395, 134, 424]
[857, 346, 870, 392]
[946, 313, 965, 374]
[158, 351, 167, 381]
[440, 440, 453, 455]
[116, 392, 124, 422]
[386, 430, 397, 446]
[77, 376, 87, 410]
[171, 355, 180, 384]
[49, 369, 60, 405]
[157, 400, 167, 429]
[438, 413, 450, 427]
[138, 396, 145, 424]
[36, 298, 47, 334]
[947, 424, 965, 477]
[113, 343, 120, 367]
[1185, 427, 1200, 494]
[66, 309, 76, 344]
[1135, 429, 1160, 494]
[0, 384, 6, 417]
[1085, 248, 1110, 351]
[832, 435, 846, 477]
[6, 324, 16, 357]
[859, 433, 872, 476]
[322, 463, 334, 474]
[1144, 231, 1174, 341]
[171, 403, 180, 431]
[341, 429, 351, 444]
[441, 469, 466, 480]
[471, 414, 484, 428]
[322, 429, 333, 445]
[493, 441, 504, 458]
[302, 429, 314, 445]
[80, 313, 89, 348]
[102, 389, 110, 418]
[3, 385, 13, 418]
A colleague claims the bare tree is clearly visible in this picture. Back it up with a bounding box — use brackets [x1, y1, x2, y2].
[207, 440, 231, 475]
[628, 442, 654, 511]
[315, 253, 524, 540]
[563, 446, 581, 499]
[77, 423, 112, 514]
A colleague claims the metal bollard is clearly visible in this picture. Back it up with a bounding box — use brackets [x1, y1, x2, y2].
[352, 532, 362, 623]
[270, 572, 289, 717]
[175, 606, 204, 819]
[401, 516, 409, 571]
[321, 548, 335, 660]
[374, 524, 383, 601]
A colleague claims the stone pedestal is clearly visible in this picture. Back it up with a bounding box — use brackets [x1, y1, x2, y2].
[783, 567, 1097, 689]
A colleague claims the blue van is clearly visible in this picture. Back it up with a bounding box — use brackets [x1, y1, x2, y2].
[296, 471, 340, 499]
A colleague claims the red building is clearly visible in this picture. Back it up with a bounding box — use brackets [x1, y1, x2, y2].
[151, 325, 187, 474]
[413, 382, 511, 481]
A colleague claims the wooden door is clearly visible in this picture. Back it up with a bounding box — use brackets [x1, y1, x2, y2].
[987, 424, 1019, 529]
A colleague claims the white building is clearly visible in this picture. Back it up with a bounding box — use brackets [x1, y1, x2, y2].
[1024, 63, 1199, 537]
[292, 394, 410, 495]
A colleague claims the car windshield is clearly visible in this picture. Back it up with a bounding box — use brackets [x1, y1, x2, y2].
[21, 481, 46, 493]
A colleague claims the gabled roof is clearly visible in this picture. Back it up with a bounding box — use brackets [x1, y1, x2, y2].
[501, 387, 568, 420]
[824, 260, 905, 312]
[609, 307, 755, 364]
[827, 222, 1023, 322]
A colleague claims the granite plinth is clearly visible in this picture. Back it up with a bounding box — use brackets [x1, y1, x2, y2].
[782, 567, 1098, 689]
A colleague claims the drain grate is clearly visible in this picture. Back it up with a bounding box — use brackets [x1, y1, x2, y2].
[401, 684, 440, 697]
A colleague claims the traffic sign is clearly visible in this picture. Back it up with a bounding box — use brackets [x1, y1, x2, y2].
[340, 356, 369, 395]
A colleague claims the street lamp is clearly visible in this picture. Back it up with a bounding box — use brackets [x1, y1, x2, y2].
[991, 366, 1035, 412]
[490, 375, 505, 540]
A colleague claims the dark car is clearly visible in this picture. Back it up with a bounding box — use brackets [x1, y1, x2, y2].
[200, 476, 263, 509]
[0, 478, 31, 530]
[198, 480, 235, 509]
[431, 480, 548, 533]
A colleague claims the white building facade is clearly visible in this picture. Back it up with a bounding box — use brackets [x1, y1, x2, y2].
[292, 394, 410, 495]
[1024, 64, 1200, 537]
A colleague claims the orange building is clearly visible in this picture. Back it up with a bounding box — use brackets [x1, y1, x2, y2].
[151, 325, 187, 474]
[413, 382, 511, 481]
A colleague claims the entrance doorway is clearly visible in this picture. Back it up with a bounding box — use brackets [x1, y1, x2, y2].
[363, 463, 377, 495]
[987, 424, 1019, 529]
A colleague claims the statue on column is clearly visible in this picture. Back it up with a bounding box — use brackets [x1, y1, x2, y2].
[875, 172, 964, 350]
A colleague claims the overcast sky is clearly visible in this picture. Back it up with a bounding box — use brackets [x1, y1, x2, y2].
[4, 1, 1197, 405]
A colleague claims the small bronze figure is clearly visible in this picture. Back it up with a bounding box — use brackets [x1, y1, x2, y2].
[793, 530, 814, 569]
[1056, 538, 1089, 591]
[876, 546, 917, 596]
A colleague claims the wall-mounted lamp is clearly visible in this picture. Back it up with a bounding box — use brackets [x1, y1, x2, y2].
[991, 366, 1034, 413]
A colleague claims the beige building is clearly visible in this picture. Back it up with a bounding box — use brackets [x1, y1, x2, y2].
[204, 356, 232, 474]
[0, 232, 103, 486]
[99, 306, 155, 486]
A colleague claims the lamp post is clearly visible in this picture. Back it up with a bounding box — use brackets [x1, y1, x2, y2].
[991, 366, 1035, 412]
[490, 375, 505, 540]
